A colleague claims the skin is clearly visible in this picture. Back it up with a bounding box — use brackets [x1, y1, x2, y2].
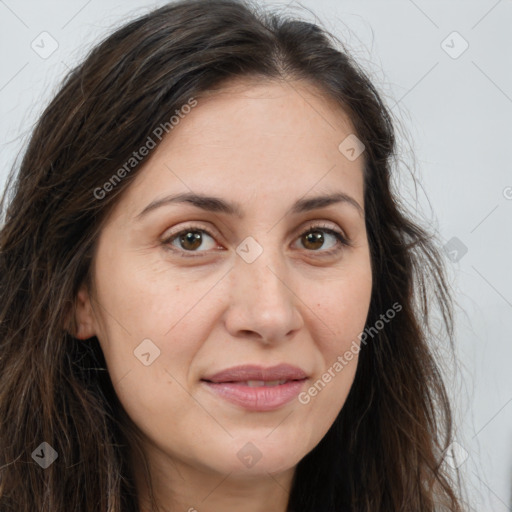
[74, 78, 373, 512]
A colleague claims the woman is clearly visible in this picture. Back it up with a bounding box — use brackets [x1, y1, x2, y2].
[0, 0, 468, 510]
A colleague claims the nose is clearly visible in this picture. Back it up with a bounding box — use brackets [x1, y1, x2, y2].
[223, 243, 304, 344]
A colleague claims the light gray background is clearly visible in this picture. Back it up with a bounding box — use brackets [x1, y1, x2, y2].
[1, 1, 510, 510]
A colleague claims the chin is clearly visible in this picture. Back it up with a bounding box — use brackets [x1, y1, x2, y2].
[207, 434, 308, 477]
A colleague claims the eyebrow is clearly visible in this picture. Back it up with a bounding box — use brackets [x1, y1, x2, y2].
[135, 191, 364, 220]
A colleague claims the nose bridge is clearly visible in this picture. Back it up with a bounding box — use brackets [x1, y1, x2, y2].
[225, 234, 302, 341]
[235, 235, 289, 303]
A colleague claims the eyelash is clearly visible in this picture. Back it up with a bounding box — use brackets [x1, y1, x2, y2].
[161, 222, 351, 258]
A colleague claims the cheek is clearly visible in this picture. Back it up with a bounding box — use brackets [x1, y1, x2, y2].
[93, 244, 198, 344]
[91, 252, 205, 400]
[310, 266, 372, 351]
[304, 365, 357, 454]
[94, 280, 209, 447]
[298, 266, 371, 414]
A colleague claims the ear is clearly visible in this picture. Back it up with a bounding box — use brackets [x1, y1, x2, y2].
[72, 281, 98, 340]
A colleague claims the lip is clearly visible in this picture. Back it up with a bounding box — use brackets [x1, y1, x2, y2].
[202, 364, 308, 383]
[201, 364, 308, 412]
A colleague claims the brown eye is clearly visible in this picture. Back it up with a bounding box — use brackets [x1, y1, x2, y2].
[162, 223, 350, 258]
[162, 226, 218, 255]
[301, 230, 325, 250]
[178, 231, 203, 251]
[296, 225, 349, 254]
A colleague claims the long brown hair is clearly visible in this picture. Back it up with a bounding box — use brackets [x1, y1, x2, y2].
[0, 0, 468, 510]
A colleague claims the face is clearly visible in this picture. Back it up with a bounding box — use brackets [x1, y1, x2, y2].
[75, 78, 372, 485]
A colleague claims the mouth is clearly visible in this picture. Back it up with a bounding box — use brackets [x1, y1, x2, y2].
[202, 363, 308, 383]
[200, 364, 309, 411]
[203, 379, 291, 387]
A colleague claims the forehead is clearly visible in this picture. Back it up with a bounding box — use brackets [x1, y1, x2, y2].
[116, 78, 365, 219]
[170, 77, 358, 153]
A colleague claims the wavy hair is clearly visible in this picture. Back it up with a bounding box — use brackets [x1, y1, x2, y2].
[0, 0, 467, 510]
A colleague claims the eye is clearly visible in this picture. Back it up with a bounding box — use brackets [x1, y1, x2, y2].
[162, 225, 219, 256]
[293, 223, 350, 255]
[161, 222, 351, 258]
